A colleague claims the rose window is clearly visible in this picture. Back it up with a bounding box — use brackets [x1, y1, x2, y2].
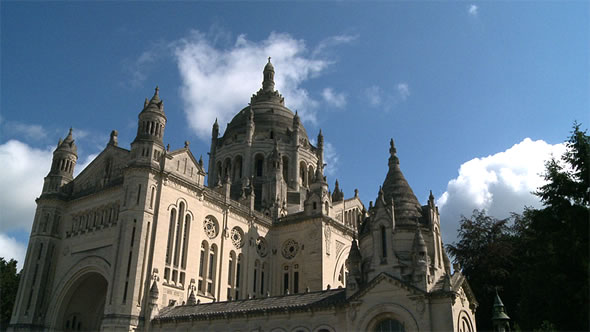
[230, 227, 244, 249]
[203, 216, 218, 239]
[281, 239, 300, 259]
[256, 237, 268, 257]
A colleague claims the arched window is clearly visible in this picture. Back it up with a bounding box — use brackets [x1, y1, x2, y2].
[216, 161, 222, 182]
[299, 161, 307, 186]
[260, 262, 266, 296]
[236, 254, 243, 299]
[173, 202, 185, 266]
[227, 251, 236, 300]
[233, 156, 243, 181]
[165, 208, 176, 264]
[374, 319, 405, 332]
[181, 214, 190, 269]
[223, 158, 232, 180]
[207, 244, 217, 295]
[255, 154, 264, 177]
[380, 225, 387, 258]
[308, 165, 314, 185]
[253, 260, 260, 295]
[282, 156, 289, 182]
[198, 241, 208, 293]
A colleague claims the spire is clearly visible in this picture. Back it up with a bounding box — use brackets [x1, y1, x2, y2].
[317, 129, 324, 148]
[381, 139, 422, 223]
[332, 179, 344, 202]
[187, 290, 196, 305]
[56, 128, 77, 154]
[262, 57, 275, 92]
[142, 86, 165, 114]
[212, 118, 219, 138]
[492, 289, 511, 331]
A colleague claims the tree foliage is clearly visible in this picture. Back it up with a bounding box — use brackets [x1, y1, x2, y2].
[448, 123, 589, 332]
[0, 258, 20, 331]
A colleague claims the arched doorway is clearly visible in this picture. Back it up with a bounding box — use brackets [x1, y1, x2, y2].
[57, 272, 108, 331]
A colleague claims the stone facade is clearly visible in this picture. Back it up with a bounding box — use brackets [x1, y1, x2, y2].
[9, 60, 477, 332]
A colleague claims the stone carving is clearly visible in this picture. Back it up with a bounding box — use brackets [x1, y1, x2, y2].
[281, 239, 299, 259]
[256, 237, 268, 257]
[324, 225, 332, 255]
[335, 240, 345, 256]
[230, 227, 245, 249]
[203, 216, 219, 239]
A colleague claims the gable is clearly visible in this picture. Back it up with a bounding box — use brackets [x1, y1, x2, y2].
[164, 148, 206, 186]
[72, 145, 129, 194]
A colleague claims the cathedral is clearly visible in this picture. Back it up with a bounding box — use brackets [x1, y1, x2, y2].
[9, 60, 478, 332]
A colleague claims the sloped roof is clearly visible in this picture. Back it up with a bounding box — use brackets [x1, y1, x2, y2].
[154, 289, 346, 322]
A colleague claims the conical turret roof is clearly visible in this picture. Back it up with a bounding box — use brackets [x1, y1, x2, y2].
[141, 86, 165, 116]
[55, 128, 77, 155]
[381, 139, 422, 223]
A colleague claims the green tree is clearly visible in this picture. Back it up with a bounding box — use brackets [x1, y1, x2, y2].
[448, 123, 589, 331]
[514, 123, 589, 331]
[0, 258, 20, 331]
[447, 210, 518, 331]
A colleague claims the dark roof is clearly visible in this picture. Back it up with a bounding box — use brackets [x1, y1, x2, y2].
[155, 289, 346, 322]
[381, 140, 422, 223]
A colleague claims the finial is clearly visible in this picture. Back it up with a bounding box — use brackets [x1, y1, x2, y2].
[199, 155, 204, 166]
[354, 188, 359, 197]
[389, 138, 396, 155]
[268, 56, 271, 63]
[166, 144, 170, 151]
[69, 127, 73, 134]
[184, 141, 190, 148]
[155, 86, 159, 95]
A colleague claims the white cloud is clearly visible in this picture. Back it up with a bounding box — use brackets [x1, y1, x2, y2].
[364, 82, 410, 109]
[0, 233, 26, 270]
[0, 140, 53, 232]
[437, 138, 566, 244]
[321, 88, 347, 108]
[123, 48, 161, 88]
[365, 86, 383, 107]
[2, 121, 48, 141]
[396, 83, 410, 101]
[0, 140, 97, 233]
[173, 31, 353, 140]
[468, 4, 478, 17]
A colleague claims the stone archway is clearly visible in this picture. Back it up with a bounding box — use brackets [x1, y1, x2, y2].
[56, 272, 108, 331]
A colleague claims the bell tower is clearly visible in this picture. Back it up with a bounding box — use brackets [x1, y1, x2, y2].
[130, 86, 167, 167]
[42, 128, 77, 194]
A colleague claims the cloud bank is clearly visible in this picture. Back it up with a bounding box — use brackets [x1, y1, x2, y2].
[0, 139, 96, 266]
[173, 31, 353, 140]
[437, 138, 566, 244]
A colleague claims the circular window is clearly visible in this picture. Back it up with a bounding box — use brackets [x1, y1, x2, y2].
[281, 239, 300, 259]
[256, 237, 268, 257]
[230, 227, 244, 248]
[203, 216, 218, 239]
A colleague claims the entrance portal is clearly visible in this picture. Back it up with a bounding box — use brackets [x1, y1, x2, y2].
[57, 272, 108, 331]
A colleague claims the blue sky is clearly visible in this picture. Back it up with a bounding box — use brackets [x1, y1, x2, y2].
[1, 1, 588, 268]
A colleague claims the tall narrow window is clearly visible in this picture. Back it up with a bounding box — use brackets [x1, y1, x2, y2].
[282, 156, 289, 182]
[149, 187, 155, 209]
[283, 265, 289, 295]
[165, 209, 176, 264]
[198, 241, 208, 293]
[381, 225, 387, 258]
[228, 251, 235, 300]
[253, 260, 259, 294]
[173, 202, 185, 266]
[256, 156, 264, 177]
[136, 184, 141, 205]
[294, 270, 299, 294]
[260, 263, 266, 295]
[181, 215, 190, 269]
[207, 245, 217, 295]
[235, 254, 242, 300]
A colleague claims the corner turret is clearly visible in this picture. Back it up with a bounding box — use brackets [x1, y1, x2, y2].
[130, 86, 167, 167]
[43, 128, 78, 194]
